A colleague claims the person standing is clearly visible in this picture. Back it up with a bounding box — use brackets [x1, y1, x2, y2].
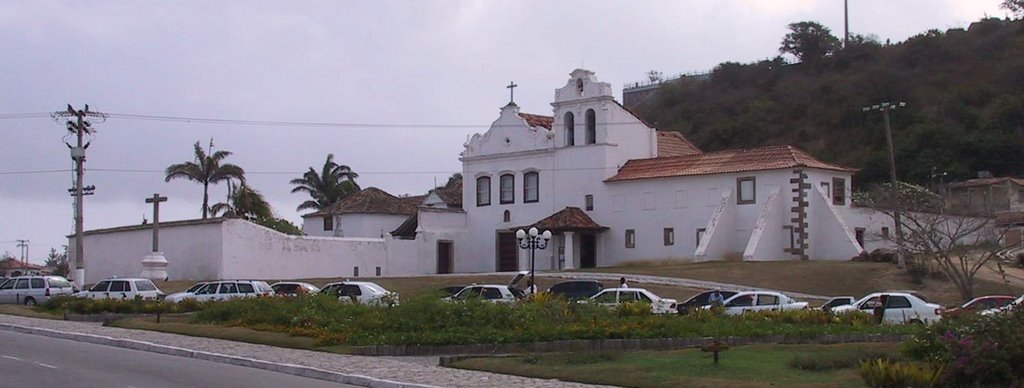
[525, 279, 538, 295]
[708, 288, 725, 307]
[619, 277, 629, 288]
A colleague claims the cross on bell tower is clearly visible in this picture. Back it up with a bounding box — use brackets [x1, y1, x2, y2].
[507, 81, 518, 104]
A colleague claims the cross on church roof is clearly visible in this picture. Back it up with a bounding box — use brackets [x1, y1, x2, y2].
[507, 81, 518, 104]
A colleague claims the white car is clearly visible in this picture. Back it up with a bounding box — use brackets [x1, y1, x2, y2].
[710, 291, 808, 316]
[981, 294, 1023, 316]
[76, 278, 164, 300]
[449, 284, 525, 304]
[0, 276, 77, 305]
[320, 281, 399, 306]
[270, 281, 321, 296]
[832, 291, 942, 324]
[588, 287, 679, 314]
[164, 280, 273, 303]
[163, 281, 210, 303]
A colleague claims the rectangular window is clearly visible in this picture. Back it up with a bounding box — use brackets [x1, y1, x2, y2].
[737, 177, 756, 204]
[881, 227, 890, 240]
[323, 216, 333, 231]
[585, 194, 594, 211]
[476, 176, 491, 206]
[500, 174, 514, 204]
[832, 177, 846, 205]
[783, 225, 795, 249]
[376, 266, 382, 276]
[663, 228, 674, 246]
[855, 227, 865, 248]
[523, 172, 539, 203]
[625, 229, 636, 249]
[821, 182, 831, 200]
[696, 228, 706, 247]
[353, 266, 359, 277]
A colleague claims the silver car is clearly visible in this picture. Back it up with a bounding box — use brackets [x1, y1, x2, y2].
[0, 276, 77, 306]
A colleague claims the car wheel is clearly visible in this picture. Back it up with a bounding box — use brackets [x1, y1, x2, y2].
[908, 319, 924, 325]
[23, 297, 36, 306]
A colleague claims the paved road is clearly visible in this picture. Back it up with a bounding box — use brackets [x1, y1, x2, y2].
[0, 330, 357, 388]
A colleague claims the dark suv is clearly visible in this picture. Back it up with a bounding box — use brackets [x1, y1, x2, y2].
[547, 280, 603, 300]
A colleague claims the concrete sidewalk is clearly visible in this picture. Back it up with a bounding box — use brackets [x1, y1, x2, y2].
[0, 315, 605, 388]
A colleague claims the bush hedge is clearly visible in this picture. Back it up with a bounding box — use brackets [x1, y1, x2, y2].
[189, 294, 922, 347]
[40, 295, 205, 315]
[902, 308, 1024, 386]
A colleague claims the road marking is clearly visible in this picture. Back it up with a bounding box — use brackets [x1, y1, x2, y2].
[2, 355, 23, 361]
[34, 362, 58, 369]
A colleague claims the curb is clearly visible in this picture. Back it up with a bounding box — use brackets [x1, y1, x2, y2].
[0, 323, 439, 388]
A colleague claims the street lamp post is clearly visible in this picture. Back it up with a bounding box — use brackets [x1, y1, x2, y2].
[516, 227, 552, 293]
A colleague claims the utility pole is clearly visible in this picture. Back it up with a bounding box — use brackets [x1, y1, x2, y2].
[52, 104, 105, 288]
[16, 239, 28, 273]
[844, 0, 849, 47]
[863, 102, 907, 268]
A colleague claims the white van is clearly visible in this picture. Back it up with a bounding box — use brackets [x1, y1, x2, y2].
[0, 276, 77, 305]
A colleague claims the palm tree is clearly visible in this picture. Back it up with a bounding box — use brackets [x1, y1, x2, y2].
[165, 140, 246, 219]
[290, 153, 360, 212]
[211, 180, 272, 221]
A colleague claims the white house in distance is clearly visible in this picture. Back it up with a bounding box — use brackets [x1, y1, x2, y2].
[72, 69, 902, 283]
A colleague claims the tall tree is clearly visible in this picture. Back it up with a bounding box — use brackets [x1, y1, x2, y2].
[779, 21, 842, 63]
[165, 140, 246, 219]
[290, 153, 360, 212]
[211, 180, 272, 220]
[1004, 0, 1024, 18]
[44, 247, 69, 277]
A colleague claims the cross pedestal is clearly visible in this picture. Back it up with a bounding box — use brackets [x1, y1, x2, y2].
[141, 193, 169, 280]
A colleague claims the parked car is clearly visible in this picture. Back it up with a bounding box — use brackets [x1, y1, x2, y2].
[675, 289, 739, 315]
[164, 280, 273, 303]
[981, 294, 1024, 316]
[163, 281, 211, 303]
[944, 295, 1016, 316]
[0, 275, 77, 305]
[547, 280, 603, 300]
[270, 281, 320, 297]
[76, 278, 164, 300]
[832, 291, 942, 324]
[439, 285, 467, 297]
[320, 281, 399, 306]
[448, 284, 525, 304]
[588, 287, 679, 314]
[709, 291, 808, 316]
[820, 296, 856, 312]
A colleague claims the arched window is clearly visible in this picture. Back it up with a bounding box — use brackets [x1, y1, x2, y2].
[476, 176, 491, 206]
[564, 112, 575, 146]
[524, 171, 539, 203]
[585, 109, 596, 144]
[576, 78, 584, 96]
[499, 174, 514, 204]
[503, 210, 511, 222]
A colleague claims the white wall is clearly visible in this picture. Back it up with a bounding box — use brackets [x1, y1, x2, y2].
[302, 215, 335, 237]
[71, 220, 225, 283]
[338, 213, 409, 238]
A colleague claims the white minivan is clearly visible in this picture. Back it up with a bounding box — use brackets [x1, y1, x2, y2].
[76, 278, 164, 300]
[0, 276, 77, 305]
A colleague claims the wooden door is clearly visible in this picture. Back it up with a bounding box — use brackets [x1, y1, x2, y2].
[497, 232, 518, 272]
[437, 241, 453, 274]
[580, 233, 597, 268]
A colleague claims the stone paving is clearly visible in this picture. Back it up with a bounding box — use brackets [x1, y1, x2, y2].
[0, 314, 608, 388]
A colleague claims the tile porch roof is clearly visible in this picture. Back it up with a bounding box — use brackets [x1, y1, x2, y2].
[950, 177, 1024, 189]
[518, 113, 553, 130]
[390, 214, 418, 239]
[522, 207, 607, 232]
[606, 144, 857, 182]
[308, 187, 419, 217]
[0, 258, 44, 270]
[656, 131, 702, 157]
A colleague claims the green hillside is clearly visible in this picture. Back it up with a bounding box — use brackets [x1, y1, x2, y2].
[632, 18, 1024, 187]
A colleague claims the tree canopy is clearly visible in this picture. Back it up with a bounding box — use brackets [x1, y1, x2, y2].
[165, 140, 246, 219]
[290, 153, 360, 212]
[779, 21, 842, 63]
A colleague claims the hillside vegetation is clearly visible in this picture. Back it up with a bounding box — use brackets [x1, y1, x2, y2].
[633, 18, 1024, 187]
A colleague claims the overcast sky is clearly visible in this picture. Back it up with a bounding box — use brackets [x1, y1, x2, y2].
[0, 1, 1009, 264]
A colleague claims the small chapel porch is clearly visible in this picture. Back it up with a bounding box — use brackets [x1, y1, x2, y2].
[510, 207, 608, 271]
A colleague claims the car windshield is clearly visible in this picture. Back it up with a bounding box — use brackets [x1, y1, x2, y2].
[508, 287, 525, 299]
[90, 281, 110, 292]
[47, 277, 72, 288]
[363, 283, 386, 294]
[134, 280, 157, 292]
[186, 283, 207, 293]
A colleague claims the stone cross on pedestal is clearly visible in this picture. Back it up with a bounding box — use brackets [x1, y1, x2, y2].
[507, 81, 518, 103]
[141, 193, 169, 280]
[145, 193, 168, 251]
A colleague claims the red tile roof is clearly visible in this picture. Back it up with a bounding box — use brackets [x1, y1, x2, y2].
[432, 178, 463, 209]
[518, 113, 553, 129]
[524, 207, 607, 232]
[950, 177, 1024, 189]
[606, 145, 857, 182]
[0, 258, 44, 270]
[310, 187, 418, 216]
[657, 131, 702, 157]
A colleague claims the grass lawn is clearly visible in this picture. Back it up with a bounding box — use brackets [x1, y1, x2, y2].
[0, 305, 64, 320]
[590, 260, 1024, 306]
[107, 315, 349, 354]
[451, 342, 902, 388]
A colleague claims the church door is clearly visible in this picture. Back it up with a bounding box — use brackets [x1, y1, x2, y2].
[436, 241, 453, 274]
[497, 232, 519, 272]
[580, 233, 597, 268]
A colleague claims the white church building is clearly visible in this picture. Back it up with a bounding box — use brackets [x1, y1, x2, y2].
[72, 69, 897, 283]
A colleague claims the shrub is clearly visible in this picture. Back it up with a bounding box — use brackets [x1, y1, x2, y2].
[859, 358, 941, 388]
[615, 301, 651, 317]
[39, 295, 205, 315]
[903, 308, 1024, 386]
